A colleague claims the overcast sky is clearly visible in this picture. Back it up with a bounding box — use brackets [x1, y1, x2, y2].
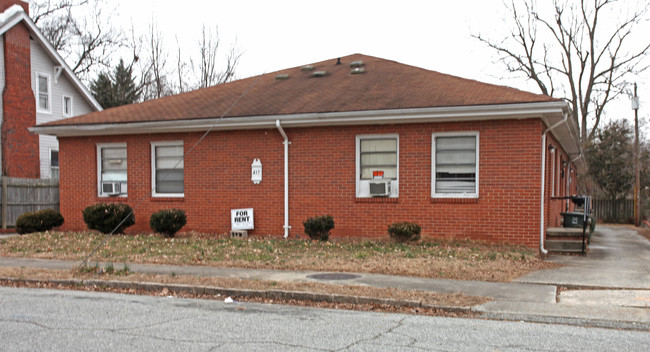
[110, 0, 648, 130]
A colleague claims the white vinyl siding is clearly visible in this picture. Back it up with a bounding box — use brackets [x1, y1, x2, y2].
[151, 141, 184, 197]
[31, 39, 95, 178]
[356, 134, 399, 197]
[97, 143, 127, 197]
[432, 132, 479, 198]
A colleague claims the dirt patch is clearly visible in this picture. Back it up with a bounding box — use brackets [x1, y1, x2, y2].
[0, 232, 557, 282]
[0, 267, 487, 317]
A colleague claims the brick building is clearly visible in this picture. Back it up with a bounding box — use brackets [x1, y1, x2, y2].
[1, 0, 100, 179]
[32, 54, 583, 251]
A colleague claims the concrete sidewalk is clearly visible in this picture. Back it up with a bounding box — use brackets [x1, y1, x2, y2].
[0, 256, 648, 330]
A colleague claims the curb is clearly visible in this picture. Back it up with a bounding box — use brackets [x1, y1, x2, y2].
[479, 311, 650, 331]
[2, 276, 648, 331]
[0, 277, 473, 314]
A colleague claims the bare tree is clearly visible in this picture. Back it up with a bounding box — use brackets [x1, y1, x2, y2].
[191, 25, 242, 89]
[30, 0, 126, 80]
[142, 21, 173, 99]
[474, 0, 650, 143]
[175, 36, 189, 93]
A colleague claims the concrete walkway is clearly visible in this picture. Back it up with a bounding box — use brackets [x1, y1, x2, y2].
[1, 225, 648, 330]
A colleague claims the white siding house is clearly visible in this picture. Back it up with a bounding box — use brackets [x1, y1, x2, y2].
[0, 2, 101, 179]
[30, 39, 96, 178]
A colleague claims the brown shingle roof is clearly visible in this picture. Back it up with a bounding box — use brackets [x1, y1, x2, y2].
[42, 53, 558, 127]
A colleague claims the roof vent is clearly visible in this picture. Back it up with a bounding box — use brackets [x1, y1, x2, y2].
[351, 67, 366, 74]
[312, 70, 327, 77]
[336, 58, 341, 65]
[350, 60, 364, 68]
[275, 73, 290, 80]
[301, 65, 315, 71]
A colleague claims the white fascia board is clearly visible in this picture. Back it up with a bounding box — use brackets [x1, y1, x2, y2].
[0, 8, 103, 112]
[31, 101, 570, 137]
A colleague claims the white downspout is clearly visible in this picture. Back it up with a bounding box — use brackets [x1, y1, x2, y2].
[540, 113, 568, 255]
[276, 120, 290, 238]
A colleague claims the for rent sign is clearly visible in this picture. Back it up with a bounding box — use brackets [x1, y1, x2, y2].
[231, 208, 254, 230]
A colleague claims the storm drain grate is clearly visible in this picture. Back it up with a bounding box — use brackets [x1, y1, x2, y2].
[307, 273, 361, 281]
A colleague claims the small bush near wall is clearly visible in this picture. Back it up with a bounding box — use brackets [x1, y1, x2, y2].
[150, 209, 187, 238]
[82, 203, 135, 234]
[387, 222, 421, 243]
[16, 209, 64, 234]
[303, 215, 335, 241]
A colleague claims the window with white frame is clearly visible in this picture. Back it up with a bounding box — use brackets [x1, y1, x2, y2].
[36, 73, 51, 113]
[151, 141, 184, 197]
[50, 149, 59, 179]
[97, 144, 127, 196]
[63, 96, 73, 117]
[432, 132, 479, 197]
[356, 135, 398, 197]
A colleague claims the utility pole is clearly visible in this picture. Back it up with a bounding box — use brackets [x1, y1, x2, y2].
[632, 83, 640, 226]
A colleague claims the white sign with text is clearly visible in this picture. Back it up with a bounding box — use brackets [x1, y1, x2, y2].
[231, 208, 254, 230]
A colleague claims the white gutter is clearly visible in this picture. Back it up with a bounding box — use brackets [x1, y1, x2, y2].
[275, 120, 290, 239]
[540, 112, 569, 255]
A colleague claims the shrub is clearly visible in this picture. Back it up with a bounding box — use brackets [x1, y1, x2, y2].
[150, 209, 187, 237]
[387, 222, 421, 243]
[15, 209, 64, 234]
[82, 203, 135, 234]
[303, 215, 335, 241]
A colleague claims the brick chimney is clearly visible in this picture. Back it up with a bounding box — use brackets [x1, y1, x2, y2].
[1, 0, 40, 178]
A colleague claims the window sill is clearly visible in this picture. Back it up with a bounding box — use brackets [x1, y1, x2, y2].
[355, 197, 399, 204]
[430, 197, 479, 204]
[95, 196, 128, 202]
[151, 197, 185, 202]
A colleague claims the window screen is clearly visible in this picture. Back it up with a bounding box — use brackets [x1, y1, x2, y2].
[38, 75, 49, 111]
[101, 147, 127, 183]
[435, 136, 477, 194]
[359, 138, 397, 180]
[154, 145, 184, 194]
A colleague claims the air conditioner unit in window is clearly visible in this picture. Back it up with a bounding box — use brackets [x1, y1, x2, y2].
[369, 179, 391, 197]
[102, 182, 121, 196]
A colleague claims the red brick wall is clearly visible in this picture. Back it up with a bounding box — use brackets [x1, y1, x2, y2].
[1, 0, 39, 178]
[58, 118, 559, 247]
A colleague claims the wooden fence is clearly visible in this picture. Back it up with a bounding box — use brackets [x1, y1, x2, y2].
[592, 199, 635, 222]
[0, 177, 59, 229]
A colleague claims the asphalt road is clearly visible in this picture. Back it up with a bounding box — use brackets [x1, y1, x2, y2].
[0, 287, 648, 351]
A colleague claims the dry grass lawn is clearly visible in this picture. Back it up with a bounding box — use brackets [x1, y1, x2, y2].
[0, 231, 557, 282]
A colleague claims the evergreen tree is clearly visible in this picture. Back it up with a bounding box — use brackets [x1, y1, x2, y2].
[586, 120, 635, 202]
[90, 59, 141, 108]
[90, 72, 114, 108]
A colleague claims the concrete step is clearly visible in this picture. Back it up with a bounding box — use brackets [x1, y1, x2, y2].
[546, 239, 586, 253]
[546, 227, 587, 237]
